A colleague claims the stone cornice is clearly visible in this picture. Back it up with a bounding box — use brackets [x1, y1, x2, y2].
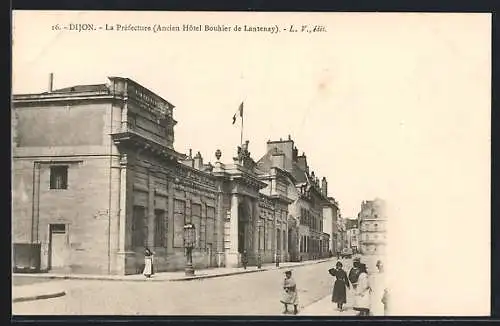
[13, 92, 117, 106]
[267, 194, 294, 205]
[111, 131, 185, 161]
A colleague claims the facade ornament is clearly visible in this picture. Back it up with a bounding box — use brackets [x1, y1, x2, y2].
[120, 153, 128, 166]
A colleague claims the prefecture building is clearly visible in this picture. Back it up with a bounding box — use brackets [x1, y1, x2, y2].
[358, 198, 387, 255]
[12, 76, 332, 275]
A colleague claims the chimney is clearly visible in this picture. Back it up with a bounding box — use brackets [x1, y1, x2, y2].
[194, 151, 203, 170]
[48, 73, 54, 93]
[292, 146, 298, 162]
[321, 177, 328, 197]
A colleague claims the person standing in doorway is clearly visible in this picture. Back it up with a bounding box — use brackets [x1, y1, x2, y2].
[353, 263, 372, 316]
[257, 251, 262, 269]
[329, 261, 350, 311]
[280, 270, 299, 315]
[143, 247, 153, 278]
[241, 250, 248, 270]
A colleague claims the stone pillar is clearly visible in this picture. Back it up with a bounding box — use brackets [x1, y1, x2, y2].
[252, 199, 260, 263]
[226, 193, 240, 267]
[118, 156, 128, 253]
[216, 189, 224, 267]
[120, 102, 128, 132]
[147, 173, 155, 248]
[167, 180, 175, 253]
[115, 154, 132, 275]
[109, 155, 122, 274]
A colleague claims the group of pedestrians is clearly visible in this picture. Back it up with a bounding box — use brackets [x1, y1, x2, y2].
[329, 256, 388, 316]
[142, 246, 387, 316]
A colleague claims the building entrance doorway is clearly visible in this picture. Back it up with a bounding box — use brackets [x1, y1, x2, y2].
[49, 224, 67, 270]
[237, 204, 249, 253]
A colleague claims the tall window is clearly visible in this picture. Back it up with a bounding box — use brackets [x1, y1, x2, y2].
[173, 200, 185, 248]
[282, 229, 286, 252]
[260, 222, 266, 250]
[132, 206, 146, 247]
[191, 204, 202, 249]
[206, 206, 215, 246]
[276, 229, 281, 252]
[50, 166, 68, 189]
[154, 209, 166, 247]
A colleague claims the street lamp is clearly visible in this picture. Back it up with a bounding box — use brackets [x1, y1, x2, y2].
[184, 223, 196, 276]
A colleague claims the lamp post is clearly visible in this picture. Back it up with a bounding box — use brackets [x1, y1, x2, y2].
[184, 223, 196, 276]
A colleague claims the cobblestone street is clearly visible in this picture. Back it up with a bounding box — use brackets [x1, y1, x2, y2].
[13, 258, 373, 315]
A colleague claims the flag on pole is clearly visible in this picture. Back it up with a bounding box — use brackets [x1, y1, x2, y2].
[232, 102, 244, 124]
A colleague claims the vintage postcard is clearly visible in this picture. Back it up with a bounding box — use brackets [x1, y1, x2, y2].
[11, 11, 491, 316]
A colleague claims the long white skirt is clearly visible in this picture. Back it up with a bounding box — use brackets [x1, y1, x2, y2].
[143, 257, 153, 276]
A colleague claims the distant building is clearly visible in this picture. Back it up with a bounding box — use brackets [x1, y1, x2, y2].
[358, 198, 387, 255]
[322, 196, 339, 255]
[344, 218, 359, 253]
[336, 217, 347, 253]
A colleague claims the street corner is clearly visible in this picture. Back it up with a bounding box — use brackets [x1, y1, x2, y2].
[12, 290, 66, 303]
[12, 279, 69, 303]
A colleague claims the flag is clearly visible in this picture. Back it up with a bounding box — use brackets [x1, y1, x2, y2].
[232, 102, 244, 124]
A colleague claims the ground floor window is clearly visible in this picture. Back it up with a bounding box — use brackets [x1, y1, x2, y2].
[132, 206, 146, 247]
[154, 209, 166, 247]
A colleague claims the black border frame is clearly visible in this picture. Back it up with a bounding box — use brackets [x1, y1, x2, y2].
[7, 1, 498, 324]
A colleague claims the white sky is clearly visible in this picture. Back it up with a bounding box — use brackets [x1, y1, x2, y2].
[12, 11, 491, 316]
[11, 10, 490, 216]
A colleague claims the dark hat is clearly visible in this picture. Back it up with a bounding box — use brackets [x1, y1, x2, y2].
[284, 270, 292, 275]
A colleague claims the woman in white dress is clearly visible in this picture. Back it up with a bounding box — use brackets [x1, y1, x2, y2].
[353, 263, 371, 316]
[143, 247, 153, 278]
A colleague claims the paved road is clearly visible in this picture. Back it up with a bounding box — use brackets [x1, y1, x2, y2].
[13, 259, 354, 315]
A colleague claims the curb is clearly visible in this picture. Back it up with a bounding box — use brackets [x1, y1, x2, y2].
[13, 291, 66, 303]
[13, 259, 332, 283]
[168, 267, 268, 282]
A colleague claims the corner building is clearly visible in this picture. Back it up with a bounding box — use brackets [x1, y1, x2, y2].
[12, 76, 330, 275]
[358, 198, 387, 256]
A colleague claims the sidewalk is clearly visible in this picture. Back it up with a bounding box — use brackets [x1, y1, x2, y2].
[13, 258, 332, 283]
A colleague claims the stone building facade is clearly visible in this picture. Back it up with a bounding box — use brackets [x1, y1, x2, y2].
[12, 76, 332, 275]
[322, 196, 339, 255]
[255, 137, 332, 262]
[358, 198, 387, 256]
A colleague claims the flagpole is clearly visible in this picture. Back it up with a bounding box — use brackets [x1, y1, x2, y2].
[240, 108, 244, 147]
